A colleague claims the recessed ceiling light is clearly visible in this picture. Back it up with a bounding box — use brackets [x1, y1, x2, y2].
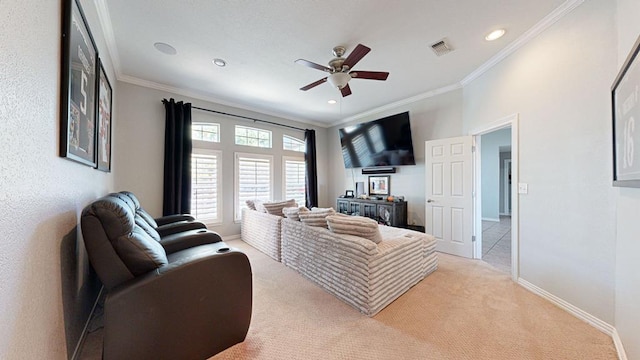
[213, 58, 227, 67]
[485, 29, 506, 41]
[328, 100, 337, 105]
[154, 42, 177, 55]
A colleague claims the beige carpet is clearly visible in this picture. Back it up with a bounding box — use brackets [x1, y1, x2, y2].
[210, 239, 616, 360]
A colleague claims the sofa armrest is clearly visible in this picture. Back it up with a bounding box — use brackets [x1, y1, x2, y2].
[103, 242, 252, 360]
[156, 220, 206, 237]
[159, 229, 222, 254]
[154, 214, 195, 226]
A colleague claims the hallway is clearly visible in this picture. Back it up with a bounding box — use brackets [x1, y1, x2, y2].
[482, 216, 511, 273]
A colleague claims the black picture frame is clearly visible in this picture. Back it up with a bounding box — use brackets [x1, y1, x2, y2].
[345, 190, 354, 198]
[60, 0, 99, 167]
[369, 176, 390, 196]
[612, 34, 640, 187]
[96, 59, 112, 172]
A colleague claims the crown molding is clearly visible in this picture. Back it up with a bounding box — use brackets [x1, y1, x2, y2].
[118, 75, 326, 129]
[328, 83, 462, 128]
[461, 0, 585, 86]
[93, 0, 122, 78]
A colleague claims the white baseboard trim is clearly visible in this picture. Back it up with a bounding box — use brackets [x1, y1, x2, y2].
[222, 234, 241, 241]
[517, 279, 628, 359]
[517, 278, 614, 334]
[482, 217, 500, 222]
[612, 328, 628, 360]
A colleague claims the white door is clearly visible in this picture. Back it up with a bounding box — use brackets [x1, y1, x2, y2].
[425, 136, 474, 258]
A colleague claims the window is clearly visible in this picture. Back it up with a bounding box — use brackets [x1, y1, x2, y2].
[191, 149, 222, 223]
[283, 135, 305, 152]
[235, 125, 272, 148]
[283, 156, 306, 206]
[192, 123, 220, 142]
[235, 153, 273, 221]
[352, 134, 372, 168]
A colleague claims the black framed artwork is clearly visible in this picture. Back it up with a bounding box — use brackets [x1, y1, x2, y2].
[60, 0, 99, 167]
[612, 34, 640, 187]
[96, 59, 112, 172]
[369, 176, 390, 196]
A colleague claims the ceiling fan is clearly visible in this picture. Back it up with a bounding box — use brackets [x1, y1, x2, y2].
[295, 44, 389, 97]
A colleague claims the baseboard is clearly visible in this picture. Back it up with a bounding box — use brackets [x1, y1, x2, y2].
[222, 234, 241, 241]
[612, 328, 628, 360]
[482, 217, 500, 222]
[71, 286, 104, 360]
[517, 278, 629, 359]
[517, 278, 614, 334]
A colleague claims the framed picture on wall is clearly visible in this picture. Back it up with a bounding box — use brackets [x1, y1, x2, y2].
[612, 34, 640, 187]
[95, 59, 112, 172]
[59, 0, 99, 167]
[369, 176, 390, 196]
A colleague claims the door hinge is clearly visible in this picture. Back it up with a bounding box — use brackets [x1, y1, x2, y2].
[472, 145, 476, 152]
[472, 235, 476, 242]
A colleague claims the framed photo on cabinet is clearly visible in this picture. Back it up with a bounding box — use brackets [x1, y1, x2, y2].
[59, 0, 99, 167]
[369, 176, 390, 196]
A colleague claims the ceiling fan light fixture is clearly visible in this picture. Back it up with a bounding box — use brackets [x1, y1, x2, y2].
[327, 72, 351, 89]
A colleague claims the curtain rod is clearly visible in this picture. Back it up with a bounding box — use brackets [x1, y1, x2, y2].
[190, 105, 306, 132]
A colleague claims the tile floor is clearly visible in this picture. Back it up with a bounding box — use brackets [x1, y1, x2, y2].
[482, 216, 511, 273]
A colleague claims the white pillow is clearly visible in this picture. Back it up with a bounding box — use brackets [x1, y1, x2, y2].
[299, 207, 335, 228]
[262, 199, 297, 216]
[254, 200, 267, 213]
[326, 215, 383, 244]
[282, 206, 308, 221]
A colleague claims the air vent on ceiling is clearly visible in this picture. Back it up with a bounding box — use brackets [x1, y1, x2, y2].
[430, 39, 453, 56]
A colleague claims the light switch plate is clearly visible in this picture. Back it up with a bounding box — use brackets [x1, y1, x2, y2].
[518, 183, 528, 194]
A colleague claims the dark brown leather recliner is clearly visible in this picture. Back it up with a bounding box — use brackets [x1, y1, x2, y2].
[107, 192, 219, 254]
[81, 195, 252, 360]
[115, 191, 207, 237]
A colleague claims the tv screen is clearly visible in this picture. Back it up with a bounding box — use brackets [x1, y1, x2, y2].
[339, 111, 416, 168]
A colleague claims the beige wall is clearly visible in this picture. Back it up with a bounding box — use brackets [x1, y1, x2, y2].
[114, 82, 329, 237]
[463, 0, 617, 323]
[0, 0, 116, 358]
[615, 0, 640, 358]
[327, 89, 464, 226]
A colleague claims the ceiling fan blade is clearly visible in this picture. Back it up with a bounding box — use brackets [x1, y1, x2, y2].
[350, 71, 389, 81]
[340, 84, 352, 97]
[300, 77, 327, 91]
[295, 59, 332, 72]
[343, 44, 371, 69]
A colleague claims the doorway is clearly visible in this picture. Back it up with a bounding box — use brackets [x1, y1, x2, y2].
[472, 114, 519, 280]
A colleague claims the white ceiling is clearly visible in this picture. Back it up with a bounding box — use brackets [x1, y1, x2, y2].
[101, 0, 568, 126]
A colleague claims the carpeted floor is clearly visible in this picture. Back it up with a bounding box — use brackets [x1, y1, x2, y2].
[79, 238, 617, 359]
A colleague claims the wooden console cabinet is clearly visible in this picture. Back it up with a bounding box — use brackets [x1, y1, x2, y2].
[336, 198, 407, 228]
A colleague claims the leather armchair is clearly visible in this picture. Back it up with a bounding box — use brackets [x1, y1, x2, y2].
[108, 192, 219, 254]
[81, 196, 252, 360]
[118, 190, 207, 237]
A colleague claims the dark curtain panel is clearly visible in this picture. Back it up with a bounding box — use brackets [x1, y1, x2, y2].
[304, 129, 319, 208]
[162, 98, 192, 215]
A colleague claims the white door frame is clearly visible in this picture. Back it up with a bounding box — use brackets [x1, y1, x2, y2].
[503, 159, 512, 215]
[470, 114, 519, 281]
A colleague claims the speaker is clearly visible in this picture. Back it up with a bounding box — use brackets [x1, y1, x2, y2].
[355, 182, 365, 196]
[362, 167, 396, 174]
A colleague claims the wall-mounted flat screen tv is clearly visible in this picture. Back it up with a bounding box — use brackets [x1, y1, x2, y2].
[339, 111, 416, 168]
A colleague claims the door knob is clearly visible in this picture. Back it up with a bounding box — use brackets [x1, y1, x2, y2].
[427, 199, 435, 203]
